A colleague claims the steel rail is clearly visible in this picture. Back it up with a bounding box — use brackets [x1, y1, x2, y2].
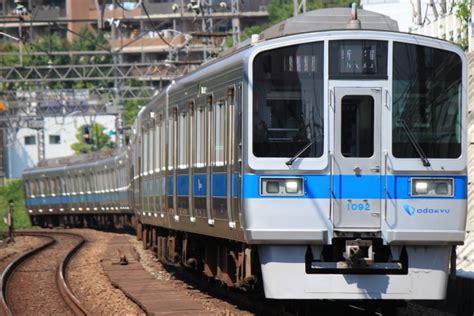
[0, 235, 55, 316]
[0, 231, 89, 316]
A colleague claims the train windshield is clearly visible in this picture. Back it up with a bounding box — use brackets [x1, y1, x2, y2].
[252, 42, 324, 158]
[392, 42, 462, 159]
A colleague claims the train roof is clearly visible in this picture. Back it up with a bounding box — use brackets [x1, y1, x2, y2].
[23, 149, 128, 176]
[259, 7, 398, 40]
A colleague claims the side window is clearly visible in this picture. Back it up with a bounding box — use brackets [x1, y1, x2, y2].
[195, 106, 206, 167]
[189, 103, 194, 169]
[178, 111, 188, 169]
[168, 111, 177, 171]
[25, 180, 31, 197]
[139, 135, 145, 176]
[155, 120, 161, 173]
[161, 118, 166, 171]
[207, 96, 213, 168]
[143, 128, 148, 174]
[215, 100, 226, 166]
[149, 126, 154, 173]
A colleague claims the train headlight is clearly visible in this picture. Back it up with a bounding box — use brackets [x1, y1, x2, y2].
[261, 178, 303, 196]
[285, 180, 299, 193]
[414, 180, 428, 194]
[411, 178, 454, 197]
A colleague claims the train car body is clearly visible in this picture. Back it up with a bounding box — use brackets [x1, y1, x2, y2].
[24, 8, 468, 300]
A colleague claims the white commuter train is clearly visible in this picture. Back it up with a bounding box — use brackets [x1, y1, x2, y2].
[24, 7, 467, 300]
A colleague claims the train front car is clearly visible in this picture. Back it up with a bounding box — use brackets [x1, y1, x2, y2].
[243, 17, 467, 299]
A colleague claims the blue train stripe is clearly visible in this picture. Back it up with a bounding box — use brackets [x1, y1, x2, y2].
[193, 174, 207, 197]
[26, 174, 466, 207]
[177, 174, 189, 196]
[242, 174, 467, 200]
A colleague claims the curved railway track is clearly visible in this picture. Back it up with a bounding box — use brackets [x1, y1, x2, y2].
[0, 231, 88, 316]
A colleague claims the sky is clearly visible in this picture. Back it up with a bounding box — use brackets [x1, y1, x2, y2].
[361, 0, 446, 32]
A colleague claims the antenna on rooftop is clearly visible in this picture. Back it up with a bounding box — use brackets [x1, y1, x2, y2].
[347, 3, 361, 30]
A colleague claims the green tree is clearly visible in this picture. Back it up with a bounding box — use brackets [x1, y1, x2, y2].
[0, 179, 31, 237]
[123, 99, 146, 129]
[455, 0, 471, 50]
[71, 123, 116, 154]
[70, 28, 113, 89]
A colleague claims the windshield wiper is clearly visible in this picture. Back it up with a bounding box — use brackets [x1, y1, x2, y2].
[286, 140, 315, 166]
[397, 119, 431, 167]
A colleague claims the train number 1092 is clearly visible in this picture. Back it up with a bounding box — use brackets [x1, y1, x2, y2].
[346, 202, 371, 211]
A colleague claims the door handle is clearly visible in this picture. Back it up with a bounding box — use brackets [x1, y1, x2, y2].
[370, 166, 380, 173]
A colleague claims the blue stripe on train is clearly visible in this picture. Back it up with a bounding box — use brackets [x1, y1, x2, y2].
[242, 174, 467, 199]
[27, 174, 464, 206]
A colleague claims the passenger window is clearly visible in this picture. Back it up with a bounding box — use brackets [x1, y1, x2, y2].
[168, 113, 176, 171]
[178, 112, 188, 169]
[148, 127, 153, 173]
[215, 101, 226, 166]
[161, 120, 166, 171]
[195, 107, 206, 167]
[143, 129, 148, 174]
[341, 95, 374, 158]
[155, 121, 160, 172]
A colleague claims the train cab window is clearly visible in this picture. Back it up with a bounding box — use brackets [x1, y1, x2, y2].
[252, 42, 324, 158]
[341, 96, 374, 157]
[392, 42, 462, 158]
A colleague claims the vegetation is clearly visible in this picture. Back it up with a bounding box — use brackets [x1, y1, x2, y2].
[0, 179, 31, 238]
[124, 99, 146, 128]
[70, 123, 116, 154]
[455, 0, 471, 50]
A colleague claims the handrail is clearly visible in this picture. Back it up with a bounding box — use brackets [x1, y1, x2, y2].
[384, 150, 388, 222]
[329, 151, 334, 220]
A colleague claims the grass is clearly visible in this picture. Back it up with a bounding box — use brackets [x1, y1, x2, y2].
[0, 179, 32, 238]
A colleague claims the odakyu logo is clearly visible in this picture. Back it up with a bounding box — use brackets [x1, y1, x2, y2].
[402, 204, 450, 217]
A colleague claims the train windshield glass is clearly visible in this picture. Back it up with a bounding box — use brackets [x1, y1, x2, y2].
[392, 42, 462, 158]
[252, 42, 324, 158]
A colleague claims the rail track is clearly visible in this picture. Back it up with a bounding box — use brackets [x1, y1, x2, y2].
[0, 231, 88, 316]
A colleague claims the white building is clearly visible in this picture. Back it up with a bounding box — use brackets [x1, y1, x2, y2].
[8, 114, 116, 178]
[362, 0, 450, 32]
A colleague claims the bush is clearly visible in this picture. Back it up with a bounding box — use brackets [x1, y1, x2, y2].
[0, 179, 32, 238]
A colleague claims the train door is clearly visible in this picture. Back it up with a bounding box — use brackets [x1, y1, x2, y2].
[332, 87, 382, 230]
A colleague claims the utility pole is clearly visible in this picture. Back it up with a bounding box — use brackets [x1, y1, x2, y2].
[416, 0, 422, 25]
[293, 0, 306, 17]
[202, 0, 214, 62]
[231, 0, 240, 46]
[111, 1, 124, 148]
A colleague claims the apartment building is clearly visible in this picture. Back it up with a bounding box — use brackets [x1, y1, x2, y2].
[0, 0, 270, 64]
